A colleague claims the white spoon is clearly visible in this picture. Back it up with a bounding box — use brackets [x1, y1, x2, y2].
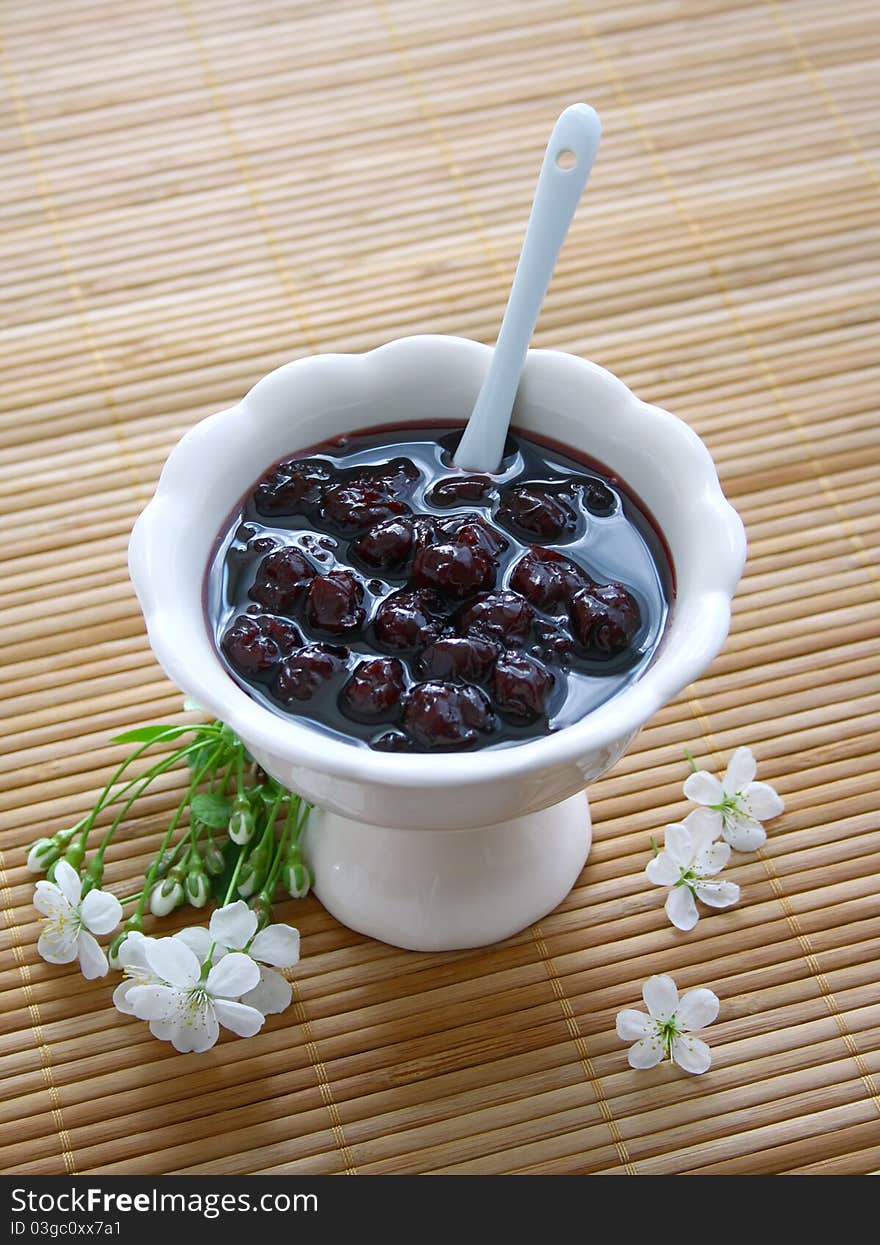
[453, 103, 602, 472]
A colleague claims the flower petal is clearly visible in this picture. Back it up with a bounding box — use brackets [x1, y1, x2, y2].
[80, 888, 122, 935]
[684, 806, 722, 852]
[76, 930, 109, 979]
[242, 966, 292, 1016]
[694, 880, 740, 909]
[112, 979, 138, 1015]
[743, 781, 784, 821]
[151, 1003, 219, 1054]
[615, 1009, 651, 1041]
[676, 988, 720, 1032]
[670, 1034, 712, 1074]
[37, 925, 79, 965]
[206, 951, 260, 1000]
[174, 926, 214, 962]
[683, 771, 723, 806]
[663, 824, 694, 869]
[693, 840, 730, 878]
[53, 861, 82, 907]
[117, 931, 153, 972]
[144, 936, 201, 989]
[249, 925, 301, 968]
[722, 815, 767, 853]
[722, 746, 756, 795]
[628, 1038, 664, 1070]
[643, 974, 679, 1020]
[33, 882, 67, 918]
[666, 886, 699, 931]
[128, 984, 178, 1021]
[213, 999, 265, 1039]
[645, 852, 680, 887]
[209, 901, 258, 951]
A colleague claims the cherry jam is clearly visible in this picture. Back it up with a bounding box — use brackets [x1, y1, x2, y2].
[207, 426, 672, 752]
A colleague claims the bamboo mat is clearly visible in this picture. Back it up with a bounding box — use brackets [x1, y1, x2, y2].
[1, 0, 879, 1177]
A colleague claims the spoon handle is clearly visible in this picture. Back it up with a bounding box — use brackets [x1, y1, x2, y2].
[454, 104, 602, 472]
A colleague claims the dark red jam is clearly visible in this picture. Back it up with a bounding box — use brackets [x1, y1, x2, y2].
[207, 426, 671, 752]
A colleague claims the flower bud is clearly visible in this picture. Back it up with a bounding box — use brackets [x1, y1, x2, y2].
[57, 841, 85, 874]
[236, 849, 268, 899]
[108, 930, 129, 970]
[149, 876, 184, 917]
[185, 868, 210, 908]
[283, 857, 312, 899]
[154, 850, 177, 879]
[26, 838, 58, 874]
[81, 858, 104, 894]
[203, 841, 225, 876]
[228, 797, 255, 845]
[248, 893, 273, 927]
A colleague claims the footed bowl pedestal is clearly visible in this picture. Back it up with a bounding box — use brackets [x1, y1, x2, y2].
[302, 792, 591, 951]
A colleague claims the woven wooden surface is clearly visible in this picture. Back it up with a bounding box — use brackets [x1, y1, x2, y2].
[2, 0, 879, 1176]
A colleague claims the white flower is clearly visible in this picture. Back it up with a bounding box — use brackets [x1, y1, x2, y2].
[616, 975, 719, 1074]
[646, 812, 740, 931]
[33, 861, 122, 979]
[176, 900, 300, 1016]
[684, 746, 784, 851]
[125, 937, 264, 1053]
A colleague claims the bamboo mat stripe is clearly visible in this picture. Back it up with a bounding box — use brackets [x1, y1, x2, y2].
[1, 0, 879, 1175]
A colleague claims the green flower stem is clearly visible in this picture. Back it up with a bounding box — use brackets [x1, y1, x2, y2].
[77, 733, 222, 851]
[201, 842, 251, 972]
[261, 797, 309, 903]
[88, 742, 210, 871]
[212, 755, 237, 796]
[222, 845, 250, 907]
[258, 793, 284, 852]
[76, 737, 166, 849]
[235, 748, 245, 800]
[133, 742, 225, 924]
[262, 797, 298, 898]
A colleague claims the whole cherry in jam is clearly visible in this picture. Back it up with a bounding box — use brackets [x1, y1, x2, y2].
[459, 590, 533, 644]
[222, 615, 302, 675]
[418, 636, 500, 683]
[249, 547, 316, 613]
[305, 570, 365, 635]
[403, 682, 497, 750]
[274, 644, 348, 704]
[498, 485, 577, 541]
[492, 651, 554, 722]
[510, 547, 586, 612]
[339, 657, 406, 722]
[411, 542, 495, 599]
[569, 582, 641, 654]
[351, 516, 414, 570]
[374, 589, 448, 653]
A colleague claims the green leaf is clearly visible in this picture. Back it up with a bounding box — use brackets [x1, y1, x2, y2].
[186, 742, 214, 774]
[111, 725, 190, 744]
[191, 792, 232, 830]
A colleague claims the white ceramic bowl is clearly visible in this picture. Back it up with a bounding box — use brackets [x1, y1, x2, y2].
[129, 336, 745, 950]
